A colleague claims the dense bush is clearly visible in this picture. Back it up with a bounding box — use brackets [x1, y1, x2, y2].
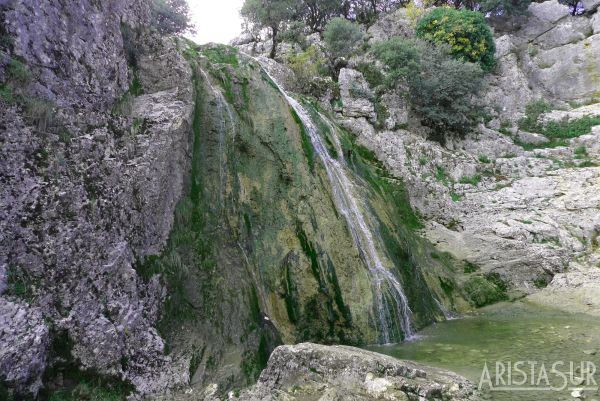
[323, 17, 364, 60]
[150, 0, 192, 35]
[416, 7, 496, 71]
[373, 38, 485, 141]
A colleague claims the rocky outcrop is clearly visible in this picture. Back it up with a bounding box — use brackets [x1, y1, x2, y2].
[487, 0, 600, 120]
[237, 343, 478, 401]
[0, 1, 195, 396]
[338, 68, 377, 121]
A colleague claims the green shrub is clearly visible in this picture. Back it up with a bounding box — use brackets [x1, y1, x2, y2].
[372, 37, 421, 87]
[1, 57, 32, 105]
[416, 7, 496, 71]
[323, 17, 364, 60]
[373, 38, 485, 141]
[518, 99, 551, 133]
[543, 116, 600, 140]
[287, 45, 329, 94]
[459, 173, 482, 186]
[355, 62, 386, 90]
[463, 261, 480, 273]
[518, 100, 600, 147]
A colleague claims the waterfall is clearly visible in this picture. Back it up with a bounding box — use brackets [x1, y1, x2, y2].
[199, 68, 235, 207]
[258, 63, 414, 343]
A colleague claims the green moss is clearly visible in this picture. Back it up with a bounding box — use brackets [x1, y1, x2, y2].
[463, 261, 480, 274]
[5, 265, 35, 303]
[450, 192, 463, 202]
[478, 155, 491, 163]
[200, 44, 239, 66]
[47, 381, 127, 401]
[463, 273, 508, 307]
[289, 107, 316, 172]
[282, 257, 300, 324]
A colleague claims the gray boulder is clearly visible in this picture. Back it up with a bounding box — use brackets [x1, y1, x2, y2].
[238, 343, 478, 401]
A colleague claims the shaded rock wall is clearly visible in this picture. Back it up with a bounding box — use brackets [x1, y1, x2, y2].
[0, 1, 195, 396]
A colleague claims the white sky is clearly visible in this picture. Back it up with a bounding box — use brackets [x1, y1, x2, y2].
[187, 0, 246, 44]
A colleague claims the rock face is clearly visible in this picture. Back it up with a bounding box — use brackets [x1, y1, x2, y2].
[486, 0, 600, 119]
[0, 299, 48, 394]
[2, 0, 149, 109]
[237, 343, 478, 401]
[0, 1, 194, 396]
[338, 68, 377, 121]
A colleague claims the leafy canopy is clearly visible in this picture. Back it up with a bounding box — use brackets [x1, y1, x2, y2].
[323, 17, 364, 60]
[416, 7, 496, 71]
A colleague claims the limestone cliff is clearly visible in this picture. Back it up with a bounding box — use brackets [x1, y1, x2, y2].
[0, 2, 465, 399]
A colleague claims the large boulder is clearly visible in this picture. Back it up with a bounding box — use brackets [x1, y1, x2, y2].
[238, 343, 478, 401]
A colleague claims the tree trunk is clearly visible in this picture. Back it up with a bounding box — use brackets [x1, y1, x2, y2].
[270, 25, 278, 59]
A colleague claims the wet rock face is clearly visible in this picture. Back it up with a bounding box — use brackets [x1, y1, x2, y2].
[238, 343, 478, 401]
[1, 0, 149, 110]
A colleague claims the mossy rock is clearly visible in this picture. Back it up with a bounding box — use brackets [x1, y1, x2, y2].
[462, 274, 508, 307]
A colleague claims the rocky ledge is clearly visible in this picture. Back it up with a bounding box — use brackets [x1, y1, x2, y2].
[233, 343, 478, 401]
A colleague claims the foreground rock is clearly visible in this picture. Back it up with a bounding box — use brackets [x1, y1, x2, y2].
[236, 343, 478, 401]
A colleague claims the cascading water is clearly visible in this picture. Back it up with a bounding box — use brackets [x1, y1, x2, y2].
[199, 68, 235, 206]
[258, 63, 414, 343]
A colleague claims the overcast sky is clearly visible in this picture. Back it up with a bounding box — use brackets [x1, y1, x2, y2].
[187, 0, 245, 44]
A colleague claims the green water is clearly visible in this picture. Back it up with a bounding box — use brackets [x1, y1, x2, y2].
[367, 301, 600, 400]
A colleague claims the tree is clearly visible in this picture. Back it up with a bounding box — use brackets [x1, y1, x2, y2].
[323, 17, 364, 60]
[296, 0, 343, 33]
[150, 0, 192, 34]
[373, 38, 485, 141]
[347, 0, 406, 23]
[416, 7, 496, 71]
[241, 0, 296, 59]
